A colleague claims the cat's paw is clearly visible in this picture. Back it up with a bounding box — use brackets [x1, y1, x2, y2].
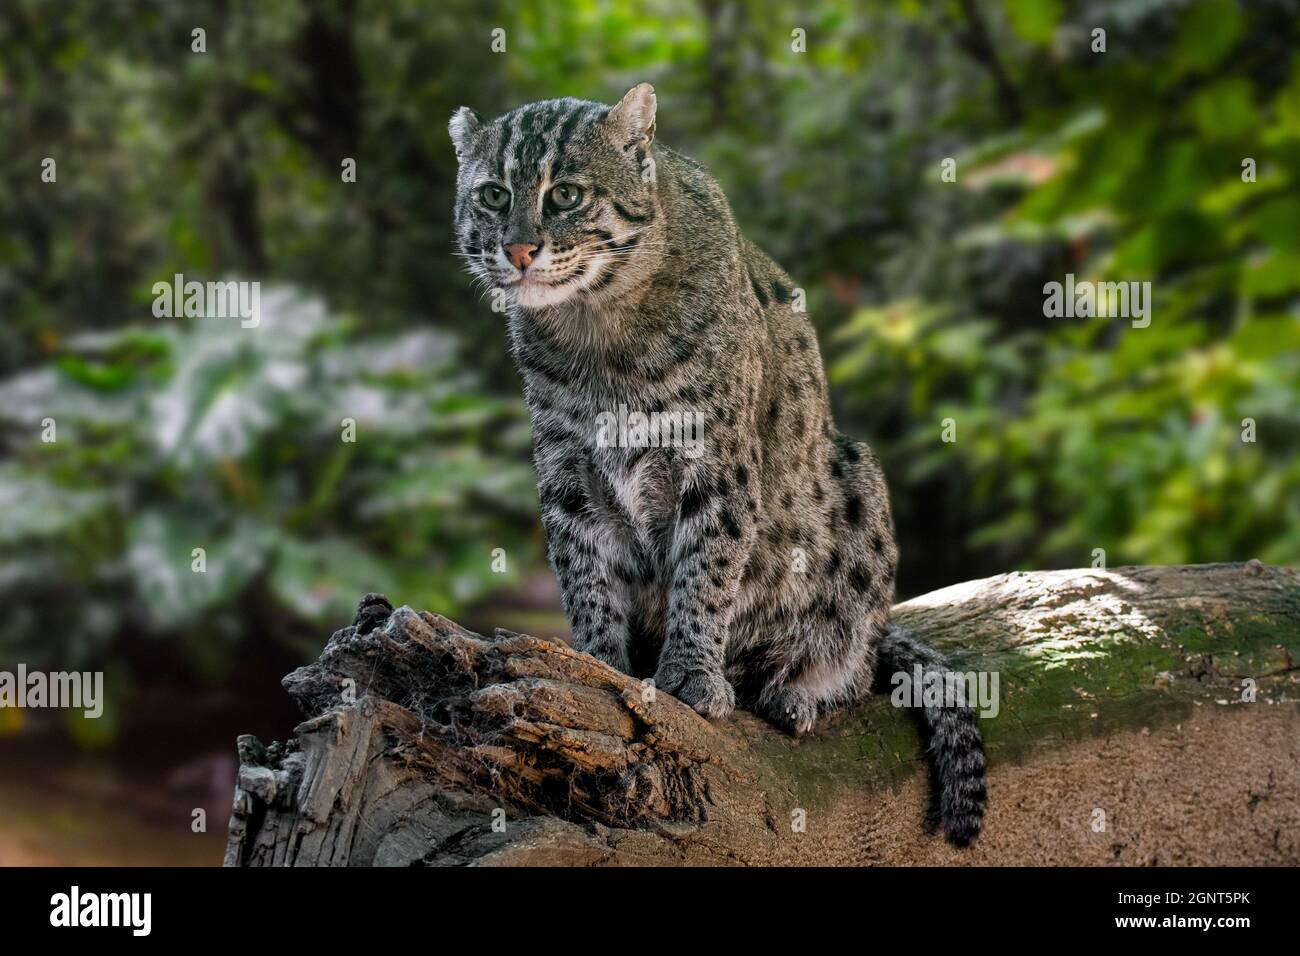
[759, 687, 818, 736]
[655, 658, 735, 719]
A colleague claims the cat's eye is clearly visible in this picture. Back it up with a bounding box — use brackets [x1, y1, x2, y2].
[479, 184, 510, 211]
[549, 183, 584, 210]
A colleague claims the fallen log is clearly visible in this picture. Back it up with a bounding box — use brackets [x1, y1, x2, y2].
[224, 562, 1300, 866]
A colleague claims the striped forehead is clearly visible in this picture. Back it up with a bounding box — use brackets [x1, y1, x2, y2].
[491, 99, 608, 188]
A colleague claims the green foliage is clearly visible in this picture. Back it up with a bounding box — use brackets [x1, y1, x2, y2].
[0, 292, 537, 666]
[831, 0, 1300, 577]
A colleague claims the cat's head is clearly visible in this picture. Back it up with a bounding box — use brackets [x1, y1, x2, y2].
[449, 84, 660, 311]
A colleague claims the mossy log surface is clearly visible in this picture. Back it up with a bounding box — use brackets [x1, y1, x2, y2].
[224, 562, 1300, 866]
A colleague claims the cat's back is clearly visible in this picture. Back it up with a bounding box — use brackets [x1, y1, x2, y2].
[654, 147, 743, 271]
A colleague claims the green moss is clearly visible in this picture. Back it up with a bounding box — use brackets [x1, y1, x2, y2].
[761, 589, 1299, 799]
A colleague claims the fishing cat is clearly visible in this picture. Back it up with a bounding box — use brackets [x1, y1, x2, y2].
[449, 84, 986, 844]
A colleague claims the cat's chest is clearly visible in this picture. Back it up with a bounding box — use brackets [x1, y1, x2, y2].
[595, 445, 677, 541]
[517, 330, 683, 545]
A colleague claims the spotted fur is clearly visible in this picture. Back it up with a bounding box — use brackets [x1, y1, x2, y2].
[449, 84, 986, 844]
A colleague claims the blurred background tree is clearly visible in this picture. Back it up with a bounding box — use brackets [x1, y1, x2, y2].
[0, 0, 1297, 861]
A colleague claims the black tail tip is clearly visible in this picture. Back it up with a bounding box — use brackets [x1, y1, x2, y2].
[943, 814, 983, 848]
[933, 758, 987, 847]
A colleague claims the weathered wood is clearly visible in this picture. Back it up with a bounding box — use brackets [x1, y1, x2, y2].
[225, 562, 1300, 866]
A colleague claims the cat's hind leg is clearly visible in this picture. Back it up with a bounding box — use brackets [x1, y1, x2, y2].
[756, 683, 819, 736]
[748, 617, 878, 736]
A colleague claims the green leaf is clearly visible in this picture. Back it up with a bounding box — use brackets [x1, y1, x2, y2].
[1174, 0, 1243, 75]
[1189, 78, 1255, 141]
[128, 511, 272, 630]
[1250, 196, 1300, 251]
[1003, 0, 1060, 44]
[0, 467, 110, 544]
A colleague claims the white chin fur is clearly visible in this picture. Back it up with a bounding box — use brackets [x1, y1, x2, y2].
[511, 278, 579, 309]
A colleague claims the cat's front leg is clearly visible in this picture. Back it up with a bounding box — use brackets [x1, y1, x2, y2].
[537, 459, 635, 673]
[653, 457, 757, 718]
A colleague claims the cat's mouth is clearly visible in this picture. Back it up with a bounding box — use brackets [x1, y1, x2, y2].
[506, 271, 581, 309]
[510, 273, 555, 287]
[505, 272, 566, 296]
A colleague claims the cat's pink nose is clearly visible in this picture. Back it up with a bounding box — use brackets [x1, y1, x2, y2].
[504, 243, 539, 270]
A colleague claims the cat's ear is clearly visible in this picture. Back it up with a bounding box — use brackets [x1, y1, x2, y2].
[448, 107, 483, 162]
[604, 83, 656, 156]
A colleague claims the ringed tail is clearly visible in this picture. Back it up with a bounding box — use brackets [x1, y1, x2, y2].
[875, 625, 988, 846]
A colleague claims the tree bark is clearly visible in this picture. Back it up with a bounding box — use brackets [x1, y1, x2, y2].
[225, 562, 1300, 866]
